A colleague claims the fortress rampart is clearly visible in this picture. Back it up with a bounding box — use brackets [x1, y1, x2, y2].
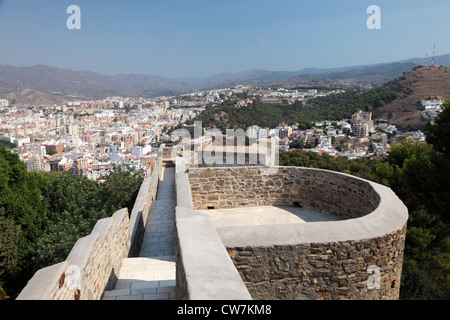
[16, 150, 408, 300]
[174, 169, 252, 300]
[188, 167, 380, 219]
[181, 166, 408, 300]
[16, 146, 165, 300]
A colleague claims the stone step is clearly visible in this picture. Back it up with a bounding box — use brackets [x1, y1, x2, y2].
[101, 257, 176, 300]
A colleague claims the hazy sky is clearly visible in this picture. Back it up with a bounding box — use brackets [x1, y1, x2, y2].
[0, 0, 449, 78]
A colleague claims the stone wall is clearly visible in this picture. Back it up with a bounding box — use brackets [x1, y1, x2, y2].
[16, 208, 130, 300]
[227, 225, 406, 300]
[187, 166, 408, 300]
[174, 171, 252, 300]
[188, 166, 380, 220]
[16, 146, 168, 300]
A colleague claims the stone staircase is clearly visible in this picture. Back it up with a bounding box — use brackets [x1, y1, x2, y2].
[102, 167, 176, 300]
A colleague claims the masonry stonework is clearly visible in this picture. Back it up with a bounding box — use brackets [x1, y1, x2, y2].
[187, 166, 408, 300]
[16, 208, 131, 300]
[227, 224, 406, 300]
[188, 167, 380, 220]
[17, 156, 408, 300]
[16, 146, 167, 300]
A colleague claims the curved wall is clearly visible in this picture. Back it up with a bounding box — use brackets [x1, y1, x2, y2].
[187, 166, 408, 300]
[189, 167, 380, 220]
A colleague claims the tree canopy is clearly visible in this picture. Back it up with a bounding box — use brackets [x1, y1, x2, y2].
[0, 153, 143, 299]
[189, 88, 398, 132]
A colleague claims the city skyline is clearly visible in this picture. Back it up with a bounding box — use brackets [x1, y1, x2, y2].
[0, 0, 450, 78]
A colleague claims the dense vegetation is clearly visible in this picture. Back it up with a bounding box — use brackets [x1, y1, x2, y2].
[0, 140, 16, 149]
[188, 87, 398, 132]
[279, 101, 450, 300]
[0, 157, 143, 299]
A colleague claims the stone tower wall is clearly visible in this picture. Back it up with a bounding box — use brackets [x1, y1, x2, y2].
[227, 225, 406, 300]
[187, 166, 408, 300]
[188, 166, 380, 220]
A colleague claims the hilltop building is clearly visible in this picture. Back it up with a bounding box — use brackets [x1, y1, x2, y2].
[0, 99, 9, 107]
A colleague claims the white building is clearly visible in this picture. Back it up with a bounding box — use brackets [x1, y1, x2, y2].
[27, 157, 43, 172]
[318, 136, 332, 149]
[246, 125, 260, 139]
[412, 131, 426, 142]
[3, 136, 32, 147]
[421, 99, 444, 110]
[0, 99, 9, 107]
[131, 145, 151, 157]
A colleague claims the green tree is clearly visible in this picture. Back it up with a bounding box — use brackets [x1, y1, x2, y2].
[35, 172, 106, 267]
[0, 152, 145, 297]
[0, 148, 48, 294]
[35, 167, 143, 268]
[0, 207, 21, 299]
[424, 99, 450, 156]
[99, 165, 144, 215]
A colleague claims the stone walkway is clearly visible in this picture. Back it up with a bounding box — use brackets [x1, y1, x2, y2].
[102, 167, 176, 300]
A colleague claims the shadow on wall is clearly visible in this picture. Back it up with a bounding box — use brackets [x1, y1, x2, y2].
[188, 166, 380, 221]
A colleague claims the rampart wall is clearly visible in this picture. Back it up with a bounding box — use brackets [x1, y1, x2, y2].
[16, 156, 409, 300]
[16, 146, 166, 300]
[174, 168, 252, 300]
[189, 167, 380, 220]
[186, 166, 408, 300]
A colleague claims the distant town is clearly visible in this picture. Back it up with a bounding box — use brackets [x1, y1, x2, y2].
[0, 86, 444, 181]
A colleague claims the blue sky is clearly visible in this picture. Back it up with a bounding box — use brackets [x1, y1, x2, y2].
[0, 0, 449, 78]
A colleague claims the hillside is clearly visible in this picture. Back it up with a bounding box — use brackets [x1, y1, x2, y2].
[197, 54, 450, 90]
[379, 65, 450, 130]
[1, 56, 450, 108]
[188, 87, 399, 131]
[274, 62, 419, 88]
[191, 65, 450, 131]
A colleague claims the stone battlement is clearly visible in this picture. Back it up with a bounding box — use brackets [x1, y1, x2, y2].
[16, 150, 408, 300]
[16, 146, 166, 300]
[180, 166, 408, 300]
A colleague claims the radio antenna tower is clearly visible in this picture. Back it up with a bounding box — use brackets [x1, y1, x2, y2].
[432, 44, 436, 66]
[425, 53, 428, 66]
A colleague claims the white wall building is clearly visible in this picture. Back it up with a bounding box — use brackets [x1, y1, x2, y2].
[0, 99, 9, 107]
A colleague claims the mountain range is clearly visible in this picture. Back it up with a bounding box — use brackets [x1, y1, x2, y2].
[1, 54, 450, 105]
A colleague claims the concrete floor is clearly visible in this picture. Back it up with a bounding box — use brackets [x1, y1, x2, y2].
[201, 206, 338, 228]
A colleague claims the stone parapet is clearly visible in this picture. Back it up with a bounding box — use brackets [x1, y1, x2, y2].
[174, 170, 252, 300]
[174, 206, 252, 300]
[16, 208, 130, 300]
[128, 148, 164, 257]
[226, 225, 406, 300]
[187, 166, 408, 300]
[188, 167, 381, 220]
[16, 145, 171, 300]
